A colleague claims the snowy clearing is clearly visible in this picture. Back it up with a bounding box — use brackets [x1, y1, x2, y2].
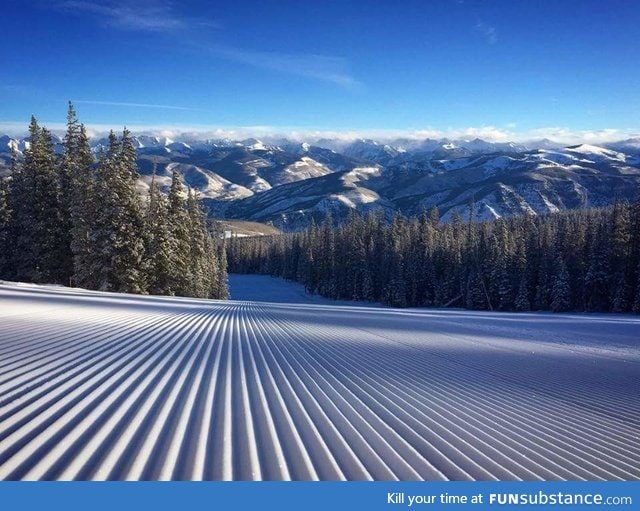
[0, 277, 639, 481]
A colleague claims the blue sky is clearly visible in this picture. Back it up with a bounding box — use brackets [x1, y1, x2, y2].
[1, 0, 639, 142]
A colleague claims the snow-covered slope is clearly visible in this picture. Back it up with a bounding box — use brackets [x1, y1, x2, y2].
[0, 279, 639, 481]
[137, 162, 254, 202]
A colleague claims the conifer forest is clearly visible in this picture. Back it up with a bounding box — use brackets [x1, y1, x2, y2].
[227, 204, 640, 312]
[0, 104, 228, 299]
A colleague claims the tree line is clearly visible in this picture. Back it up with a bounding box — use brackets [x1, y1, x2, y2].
[227, 203, 640, 312]
[0, 103, 228, 299]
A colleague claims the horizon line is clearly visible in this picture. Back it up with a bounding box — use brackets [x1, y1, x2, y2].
[0, 120, 638, 145]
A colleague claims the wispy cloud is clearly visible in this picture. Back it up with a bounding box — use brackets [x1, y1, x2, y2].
[51, 0, 359, 89]
[73, 99, 202, 111]
[475, 20, 497, 45]
[57, 0, 191, 33]
[201, 45, 362, 90]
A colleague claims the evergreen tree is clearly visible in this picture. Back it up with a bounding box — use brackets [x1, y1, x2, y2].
[145, 173, 174, 295]
[215, 236, 229, 299]
[634, 259, 640, 313]
[58, 101, 80, 282]
[60, 103, 96, 287]
[0, 177, 12, 278]
[32, 125, 67, 284]
[11, 117, 67, 284]
[2, 108, 229, 301]
[466, 271, 487, 310]
[584, 221, 611, 311]
[551, 257, 571, 312]
[186, 188, 211, 298]
[91, 130, 146, 293]
[69, 124, 96, 288]
[610, 202, 632, 311]
[227, 205, 639, 313]
[166, 169, 191, 295]
[515, 273, 531, 311]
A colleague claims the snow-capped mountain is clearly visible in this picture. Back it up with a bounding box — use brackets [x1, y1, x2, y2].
[219, 143, 640, 228]
[1, 133, 639, 230]
[605, 137, 640, 156]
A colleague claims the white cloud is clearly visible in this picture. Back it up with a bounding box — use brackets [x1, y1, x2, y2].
[199, 45, 362, 90]
[58, 0, 190, 33]
[74, 100, 202, 111]
[51, 0, 359, 89]
[475, 20, 497, 45]
[2, 121, 636, 146]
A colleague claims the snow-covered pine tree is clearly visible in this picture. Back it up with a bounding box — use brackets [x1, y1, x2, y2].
[145, 173, 174, 295]
[69, 124, 96, 288]
[91, 130, 146, 293]
[32, 125, 68, 284]
[13, 118, 68, 285]
[214, 236, 229, 299]
[60, 103, 96, 287]
[58, 101, 80, 282]
[166, 169, 191, 296]
[186, 188, 211, 298]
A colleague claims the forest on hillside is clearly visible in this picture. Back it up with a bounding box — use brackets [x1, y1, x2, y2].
[228, 203, 640, 313]
[0, 104, 228, 299]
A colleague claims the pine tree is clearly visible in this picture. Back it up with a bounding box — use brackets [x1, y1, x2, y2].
[12, 117, 67, 284]
[2, 107, 231, 300]
[8, 145, 34, 282]
[215, 237, 229, 299]
[69, 124, 96, 288]
[145, 173, 174, 295]
[584, 221, 611, 311]
[0, 177, 12, 279]
[226, 203, 636, 313]
[610, 202, 632, 311]
[58, 101, 80, 282]
[60, 103, 96, 287]
[466, 271, 487, 310]
[186, 188, 211, 298]
[634, 259, 640, 313]
[91, 130, 146, 293]
[32, 125, 67, 284]
[551, 257, 571, 312]
[515, 273, 531, 311]
[166, 169, 191, 295]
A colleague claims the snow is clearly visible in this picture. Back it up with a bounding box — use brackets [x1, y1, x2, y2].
[441, 157, 476, 171]
[242, 139, 269, 151]
[228, 275, 381, 306]
[565, 144, 627, 162]
[0, 278, 639, 481]
[331, 189, 379, 209]
[279, 157, 332, 184]
[481, 156, 514, 177]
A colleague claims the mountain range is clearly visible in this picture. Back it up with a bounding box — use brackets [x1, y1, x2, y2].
[2, 133, 640, 230]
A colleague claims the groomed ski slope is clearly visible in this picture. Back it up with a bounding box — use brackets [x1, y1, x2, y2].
[0, 275, 639, 481]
